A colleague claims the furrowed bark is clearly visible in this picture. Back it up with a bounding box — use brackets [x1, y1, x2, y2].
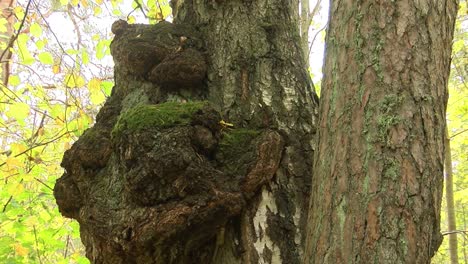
[304, 1, 458, 263]
[54, 0, 318, 263]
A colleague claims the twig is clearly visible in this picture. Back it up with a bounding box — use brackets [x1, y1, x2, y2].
[32, 0, 77, 67]
[34, 177, 53, 191]
[128, 0, 148, 19]
[33, 225, 44, 264]
[155, 0, 165, 21]
[2, 196, 12, 213]
[0, 130, 75, 168]
[64, 235, 70, 258]
[442, 230, 468, 236]
[450, 128, 468, 139]
[309, 24, 327, 57]
[0, 0, 32, 62]
[66, 4, 83, 50]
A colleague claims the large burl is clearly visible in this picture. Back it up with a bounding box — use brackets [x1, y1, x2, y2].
[54, 20, 284, 264]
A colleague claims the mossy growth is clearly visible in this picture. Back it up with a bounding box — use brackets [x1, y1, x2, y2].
[219, 129, 261, 155]
[112, 101, 208, 139]
[383, 157, 400, 180]
[217, 128, 261, 174]
[377, 94, 403, 143]
[379, 94, 402, 114]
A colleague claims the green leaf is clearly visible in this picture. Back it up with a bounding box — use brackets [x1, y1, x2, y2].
[38, 52, 54, 65]
[16, 34, 35, 65]
[8, 75, 20, 86]
[7, 102, 30, 125]
[101, 81, 114, 96]
[30, 23, 42, 38]
[0, 18, 8, 32]
[35, 40, 45, 50]
[81, 49, 89, 65]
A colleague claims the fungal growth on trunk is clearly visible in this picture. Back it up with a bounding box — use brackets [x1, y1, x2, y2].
[54, 20, 284, 263]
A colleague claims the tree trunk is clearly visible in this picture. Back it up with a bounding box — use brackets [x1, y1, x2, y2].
[54, 0, 317, 263]
[462, 205, 467, 263]
[0, 0, 15, 86]
[304, 1, 458, 263]
[445, 127, 459, 264]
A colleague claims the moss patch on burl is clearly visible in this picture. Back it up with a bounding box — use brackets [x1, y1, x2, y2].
[219, 129, 261, 155]
[112, 101, 208, 139]
[217, 129, 261, 175]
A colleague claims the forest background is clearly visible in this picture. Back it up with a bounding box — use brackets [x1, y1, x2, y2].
[0, 0, 465, 263]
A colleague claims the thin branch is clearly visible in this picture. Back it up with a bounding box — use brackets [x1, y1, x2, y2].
[155, 0, 165, 21]
[32, 0, 77, 67]
[33, 225, 44, 264]
[64, 235, 70, 258]
[307, 0, 322, 30]
[66, 4, 83, 50]
[450, 128, 468, 139]
[128, 0, 148, 20]
[2, 196, 12, 213]
[34, 177, 53, 191]
[309, 24, 327, 57]
[442, 230, 468, 236]
[0, 0, 32, 62]
[0, 130, 75, 168]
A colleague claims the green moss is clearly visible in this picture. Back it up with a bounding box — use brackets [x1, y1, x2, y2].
[383, 158, 400, 180]
[377, 94, 404, 143]
[219, 129, 261, 157]
[112, 101, 208, 138]
[217, 128, 261, 174]
[379, 94, 402, 114]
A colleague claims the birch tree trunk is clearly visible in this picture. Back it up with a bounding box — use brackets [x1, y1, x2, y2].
[54, 0, 318, 263]
[174, 1, 318, 262]
[304, 1, 458, 263]
[0, 0, 15, 86]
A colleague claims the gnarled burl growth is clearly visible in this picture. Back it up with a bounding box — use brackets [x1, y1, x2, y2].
[54, 20, 284, 263]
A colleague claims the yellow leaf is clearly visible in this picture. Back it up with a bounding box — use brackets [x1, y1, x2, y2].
[64, 142, 71, 150]
[95, 0, 103, 4]
[7, 102, 30, 124]
[24, 216, 39, 227]
[80, 0, 88, 7]
[14, 243, 29, 257]
[71, 252, 81, 260]
[9, 75, 20, 86]
[88, 78, 101, 92]
[128, 15, 136, 24]
[53, 64, 61, 74]
[55, 117, 64, 126]
[65, 73, 86, 88]
[13, 6, 24, 14]
[10, 143, 27, 155]
[8, 182, 24, 196]
[93, 6, 102, 16]
[6, 156, 22, 168]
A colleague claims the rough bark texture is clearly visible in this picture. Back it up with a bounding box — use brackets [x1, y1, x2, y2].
[0, 0, 15, 85]
[304, 1, 458, 263]
[54, 0, 318, 263]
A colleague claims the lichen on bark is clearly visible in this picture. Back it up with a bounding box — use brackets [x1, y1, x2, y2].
[54, 17, 288, 263]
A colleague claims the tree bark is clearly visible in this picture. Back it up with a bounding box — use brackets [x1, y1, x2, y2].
[0, 0, 15, 86]
[174, 1, 318, 262]
[445, 127, 459, 264]
[54, 0, 317, 263]
[304, 1, 458, 263]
